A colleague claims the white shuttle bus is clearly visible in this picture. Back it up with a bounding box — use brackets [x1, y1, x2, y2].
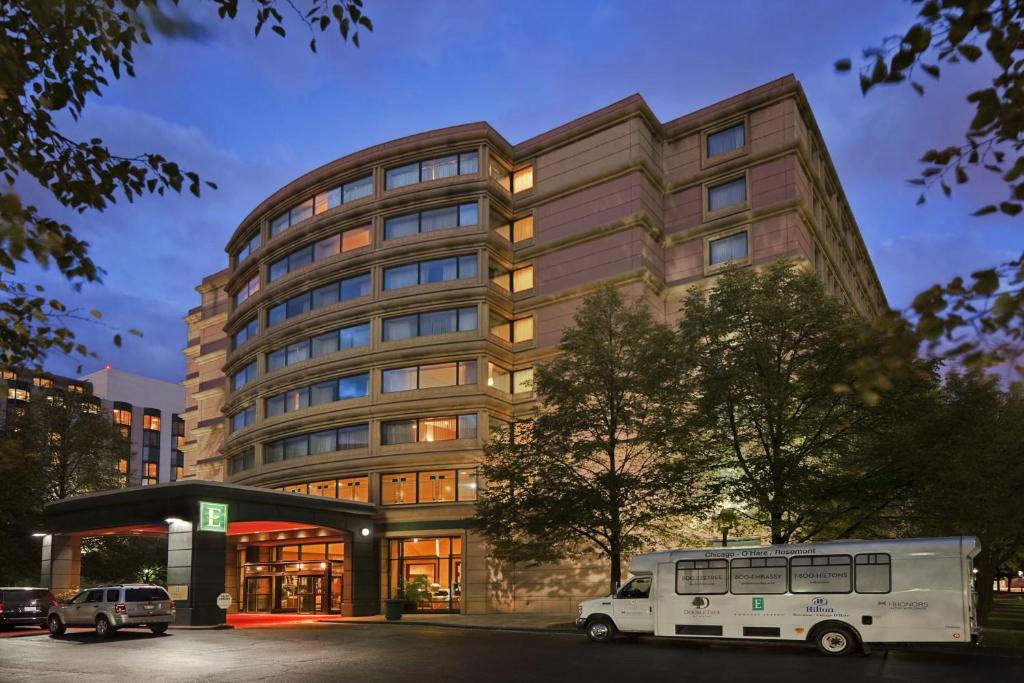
[576, 536, 979, 656]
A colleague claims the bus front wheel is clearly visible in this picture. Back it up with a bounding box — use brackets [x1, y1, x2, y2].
[813, 623, 858, 656]
[586, 617, 617, 643]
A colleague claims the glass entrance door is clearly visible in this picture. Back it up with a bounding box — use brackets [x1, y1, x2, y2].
[296, 576, 323, 614]
[245, 577, 272, 612]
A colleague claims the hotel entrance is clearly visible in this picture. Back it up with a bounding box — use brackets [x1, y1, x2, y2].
[239, 541, 345, 614]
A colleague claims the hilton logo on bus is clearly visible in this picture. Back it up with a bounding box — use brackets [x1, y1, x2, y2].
[806, 597, 835, 614]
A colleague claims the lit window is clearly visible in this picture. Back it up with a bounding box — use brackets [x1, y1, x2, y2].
[381, 414, 476, 445]
[489, 159, 511, 191]
[513, 316, 534, 342]
[113, 407, 132, 426]
[706, 123, 745, 158]
[33, 376, 53, 389]
[513, 368, 534, 394]
[66, 383, 85, 394]
[418, 470, 456, 503]
[708, 232, 748, 266]
[512, 166, 534, 193]
[7, 387, 29, 401]
[143, 413, 161, 431]
[512, 216, 534, 242]
[381, 473, 416, 505]
[707, 177, 747, 212]
[487, 363, 510, 392]
[1, 370, 16, 381]
[458, 470, 478, 501]
[339, 476, 369, 502]
[269, 175, 372, 238]
[341, 225, 372, 251]
[308, 480, 337, 498]
[512, 266, 534, 292]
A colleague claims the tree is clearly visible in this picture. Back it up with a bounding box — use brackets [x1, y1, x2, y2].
[673, 262, 931, 544]
[0, 1, 372, 369]
[0, 388, 126, 583]
[901, 371, 1024, 623]
[473, 287, 708, 593]
[835, 0, 1024, 377]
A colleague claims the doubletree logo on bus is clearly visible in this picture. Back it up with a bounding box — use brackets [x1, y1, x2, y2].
[198, 501, 228, 533]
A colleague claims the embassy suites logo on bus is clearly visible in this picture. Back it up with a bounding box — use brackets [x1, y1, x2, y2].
[702, 546, 818, 559]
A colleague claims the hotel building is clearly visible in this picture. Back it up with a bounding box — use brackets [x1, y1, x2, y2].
[40, 75, 888, 623]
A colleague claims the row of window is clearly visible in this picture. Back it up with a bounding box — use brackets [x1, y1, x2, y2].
[267, 469, 478, 506]
[269, 175, 373, 239]
[265, 373, 369, 418]
[268, 225, 372, 283]
[675, 553, 892, 596]
[386, 151, 479, 190]
[267, 322, 370, 371]
[257, 414, 478, 463]
[384, 202, 478, 240]
[266, 272, 371, 327]
[383, 254, 477, 291]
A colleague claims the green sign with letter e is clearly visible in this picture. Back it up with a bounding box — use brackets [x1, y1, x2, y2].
[752, 597, 765, 611]
[198, 501, 228, 532]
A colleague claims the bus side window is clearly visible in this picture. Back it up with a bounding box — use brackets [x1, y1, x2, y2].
[855, 553, 891, 594]
[675, 559, 729, 595]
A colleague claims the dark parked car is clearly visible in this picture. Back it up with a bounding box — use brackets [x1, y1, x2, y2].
[0, 587, 56, 629]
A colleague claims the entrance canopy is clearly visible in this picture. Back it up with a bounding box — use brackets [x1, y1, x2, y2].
[40, 480, 379, 625]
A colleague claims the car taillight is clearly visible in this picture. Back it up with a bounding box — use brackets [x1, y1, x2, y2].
[51, 600, 59, 607]
[115, 603, 127, 614]
[169, 600, 175, 610]
[0, 602, 5, 613]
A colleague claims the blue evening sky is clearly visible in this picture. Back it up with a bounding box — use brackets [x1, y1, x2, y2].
[24, 0, 1023, 383]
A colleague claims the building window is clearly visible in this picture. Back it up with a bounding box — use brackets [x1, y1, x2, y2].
[489, 314, 534, 343]
[706, 122, 745, 158]
[382, 307, 477, 342]
[339, 476, 369, 502]
[266, 272, 371, 327]
[66, 383, 85, 394]
[512, 368, 534, 394]
[269, 175, 373, 238]
[708, 231, 748, 266]
[489, 265, 533, 293]
[33, 376, 53, 389]
[385, 151, 479, 190]
[489, 158, 511, 191]
[267, 225, 372, 283]
[382, 361, 477, 393]
[707, 176, 747, 212]
[231, 405, 255, 432]
[228, 448, 255, 476]
[233, 318, 258, 349]
[7, 386, 29, 401]
[1, 370, 16, 381]
[486, 362, 510, 392]
[384, 202, 478, 240]
[512, 166, 534, 193]
[235, 232, 261, 264]
[266, 322, 370, 372]
[265, 373, 369, 417]
[143, 410, 161, 432]
[381, 469, 478, 505]
[232, 362, 257, 391]
[170, 449, 184, 482]
[513, 216, 534, 242]
[383, 254, 477, 291]
[381, 414, 477, 445]
[235, 276, 260, 305]
[263, 423, 370, 464]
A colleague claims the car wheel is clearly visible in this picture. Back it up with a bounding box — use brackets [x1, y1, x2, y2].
[95, 615, 115, 638]
[814, 624, 858, 656]
[586, 617, 617, 643]
[48, 615, 66, 636]
[149, 623, 169, 635]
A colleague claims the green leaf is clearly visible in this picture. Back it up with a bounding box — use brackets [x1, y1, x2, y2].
[971, 269, 999, 296]
[1000, 202, 1022, 216]
[972, 205, 998, 216]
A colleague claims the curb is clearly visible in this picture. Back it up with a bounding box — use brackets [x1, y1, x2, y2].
[168, 624, 235, 630]
[318, 619, 576, 635]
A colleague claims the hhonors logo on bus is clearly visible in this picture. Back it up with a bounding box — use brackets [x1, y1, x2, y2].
[751, 597, 765, 611]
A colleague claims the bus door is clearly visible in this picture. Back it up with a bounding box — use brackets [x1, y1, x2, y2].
[613, 576, 653, 632]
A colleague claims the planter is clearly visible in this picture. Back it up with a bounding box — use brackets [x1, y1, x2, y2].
[384, 598, 404, 621]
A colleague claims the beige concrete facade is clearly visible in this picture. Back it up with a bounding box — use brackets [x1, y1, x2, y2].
[184, 75, 887, 615]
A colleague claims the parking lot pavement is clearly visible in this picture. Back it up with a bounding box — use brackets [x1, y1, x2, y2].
[1, 622, 1019, 682]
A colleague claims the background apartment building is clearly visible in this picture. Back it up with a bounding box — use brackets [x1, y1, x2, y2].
[182, 75, 887, 615]
[2, 366, 185, 487]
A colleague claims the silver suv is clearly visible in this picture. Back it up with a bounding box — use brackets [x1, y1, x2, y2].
[47, 584, 175, 637]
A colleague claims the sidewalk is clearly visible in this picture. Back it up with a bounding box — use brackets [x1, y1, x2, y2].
[322, 612, 576, 633]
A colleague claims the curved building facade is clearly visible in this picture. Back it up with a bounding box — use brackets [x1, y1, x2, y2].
[181, 75, 888, 615]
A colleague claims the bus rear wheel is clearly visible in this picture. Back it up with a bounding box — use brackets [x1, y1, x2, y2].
[813, 624, 858, 656]
[586, 617, 617, 643]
